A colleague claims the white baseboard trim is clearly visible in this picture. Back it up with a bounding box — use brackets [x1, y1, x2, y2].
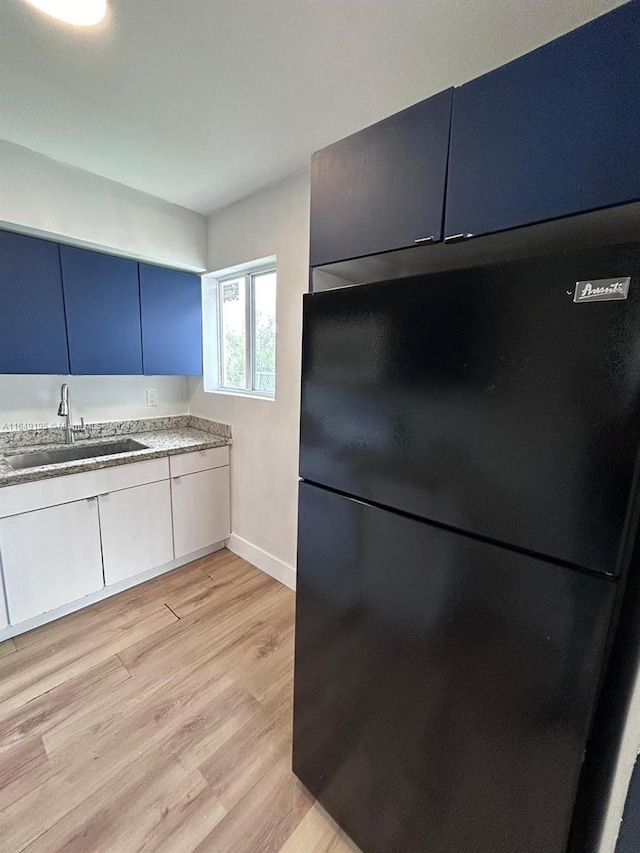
[227, 533, 296, 590]
[0, 542, 224, 642]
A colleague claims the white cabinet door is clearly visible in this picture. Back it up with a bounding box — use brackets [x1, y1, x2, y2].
[99, 480, 174, 585]
[0, 498, 104, 625]
[172, 467, 230, 558]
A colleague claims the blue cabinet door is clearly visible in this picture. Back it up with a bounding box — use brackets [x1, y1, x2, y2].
[310, 88, 453, 267]
[445, 1, 640, 239]
[0, 230, 69, 374]
[139, 264, 202, 376]
[60, 246, 142, 375]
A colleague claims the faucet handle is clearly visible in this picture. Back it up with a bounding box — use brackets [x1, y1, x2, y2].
[72, 417, 87, 436]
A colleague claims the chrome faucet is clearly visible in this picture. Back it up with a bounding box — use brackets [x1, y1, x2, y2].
[57, 383, 84, 444]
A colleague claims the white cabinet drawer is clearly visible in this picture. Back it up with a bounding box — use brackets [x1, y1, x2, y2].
[169, 446, 229, 478]
[0, 457, 170, 519]
[0, 498, 104, 624]
[100, 480, 174, 585]
[172, 467, 230, 558]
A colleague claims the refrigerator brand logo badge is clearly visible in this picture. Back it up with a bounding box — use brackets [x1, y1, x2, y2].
[574, 277, 630, 303]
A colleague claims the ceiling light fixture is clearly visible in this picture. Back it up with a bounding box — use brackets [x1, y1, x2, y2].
[24, 0, 107, 26]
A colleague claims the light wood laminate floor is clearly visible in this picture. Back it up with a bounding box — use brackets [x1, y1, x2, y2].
[0, 549, 361, 852]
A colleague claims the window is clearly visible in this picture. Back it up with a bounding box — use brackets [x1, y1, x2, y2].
[203, 257, 277, 398]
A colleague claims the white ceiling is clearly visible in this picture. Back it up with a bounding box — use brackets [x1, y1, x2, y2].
[0, 0, 626, 215]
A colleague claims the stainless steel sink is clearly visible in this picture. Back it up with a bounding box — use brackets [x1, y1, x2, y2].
[5, 439, 149, 471]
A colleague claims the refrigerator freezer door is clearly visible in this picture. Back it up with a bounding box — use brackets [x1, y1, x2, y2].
[300, 243, 640, 575]
[293, 482, 618, 853]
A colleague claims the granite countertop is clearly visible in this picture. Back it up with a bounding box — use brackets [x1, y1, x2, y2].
[0, 416, 231, 488]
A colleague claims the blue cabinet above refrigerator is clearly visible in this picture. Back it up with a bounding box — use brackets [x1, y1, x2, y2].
[310, 88, 453, 267]
[310, 3, 640, 266]
[444, 0, 640, 240]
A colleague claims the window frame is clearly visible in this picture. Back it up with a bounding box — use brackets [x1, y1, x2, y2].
[203, 257, 277, 400]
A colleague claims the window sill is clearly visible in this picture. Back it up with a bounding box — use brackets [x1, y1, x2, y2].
[203, 387, 275, 402]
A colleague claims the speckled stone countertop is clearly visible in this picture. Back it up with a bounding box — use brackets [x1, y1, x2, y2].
[0, 415, 231, 488]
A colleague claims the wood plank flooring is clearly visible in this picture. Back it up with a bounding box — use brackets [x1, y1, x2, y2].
[0, 549, 361, 853]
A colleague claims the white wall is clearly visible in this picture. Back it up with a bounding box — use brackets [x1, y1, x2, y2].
[0, 141, 207, 271]
[188, 171, 309, 585]
[0, 375, 189, 428]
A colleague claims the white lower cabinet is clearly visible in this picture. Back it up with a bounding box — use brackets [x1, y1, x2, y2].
[99, 479, 174, 586]
[0, 448, 230, 635]
[172, 467, 230, 558]
[0, 498, 104, 625]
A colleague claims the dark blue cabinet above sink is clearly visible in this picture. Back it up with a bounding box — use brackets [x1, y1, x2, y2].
[310, 88, 453, 267]
[445, 1, 640, 240]
[139, 264, 202, 376]
[60, 245, 143, 375]
[0, 231, 69, 375]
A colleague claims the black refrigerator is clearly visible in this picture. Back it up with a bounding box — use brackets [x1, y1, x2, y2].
[292, 242, 640, 853]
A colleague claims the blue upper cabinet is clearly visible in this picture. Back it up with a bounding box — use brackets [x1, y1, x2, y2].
[310, 88, 454, 267]
[60, 246, 143, 375]
[445, 2, 640, 240]
[0, 231, 69, 374]
[139, 264, 202, 376]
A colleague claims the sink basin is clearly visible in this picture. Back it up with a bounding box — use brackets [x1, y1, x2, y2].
[5, 439, 149, 471]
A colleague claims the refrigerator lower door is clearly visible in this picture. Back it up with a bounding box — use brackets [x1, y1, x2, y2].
[293, 482, 618, 853]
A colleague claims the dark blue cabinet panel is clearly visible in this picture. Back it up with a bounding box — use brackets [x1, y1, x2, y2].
[616, 760, 640, 853]
[310, 88, 453, 267]
[445, 1, 640, 239]
[0, 231, 69, 374]
[60, 246, 142, 375]
[139, 264, 202, 376]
